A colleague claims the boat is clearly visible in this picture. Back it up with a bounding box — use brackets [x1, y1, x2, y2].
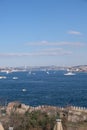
[0, 76, 7, 79]
[29, 71, 31, 74]
[46, 71, 49, 74]
[64, 72, 75, 76]
[12, 77, 18, 80]
[6, 70, 13, 74]
[22, 89, 27, 92]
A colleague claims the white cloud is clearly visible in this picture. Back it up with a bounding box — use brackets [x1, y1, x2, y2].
[39, 48, 72, 56]
[0, 53, 33, 57]
[0, 48, 72, 57]
[25, 41, 84, 46]
[67, 30, 82, 35]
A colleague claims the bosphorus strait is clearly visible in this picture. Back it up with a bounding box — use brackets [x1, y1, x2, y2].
[0, 70, 87, 107]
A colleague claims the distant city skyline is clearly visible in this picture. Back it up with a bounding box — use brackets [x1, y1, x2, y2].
[0, 0, 87, 67]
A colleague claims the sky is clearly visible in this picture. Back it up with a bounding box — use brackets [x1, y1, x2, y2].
[0, 0, 87, 67]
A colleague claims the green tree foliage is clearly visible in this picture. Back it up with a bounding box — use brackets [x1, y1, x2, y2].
[5, 110, 56, 130]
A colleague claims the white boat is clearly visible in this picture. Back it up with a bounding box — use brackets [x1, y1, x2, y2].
[12, 77, 18, 80]
[0, 76, 7, 79]
[46, 71, 49, 74]
[6, 70, 12, 74]
[22, 89, 27, 92]
[29, 71, 31, 74]
[64, 72, 75, 76]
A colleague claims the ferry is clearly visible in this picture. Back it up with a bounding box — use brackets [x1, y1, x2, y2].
[0, 76, 7, 79]
[64, 72, 75, 76]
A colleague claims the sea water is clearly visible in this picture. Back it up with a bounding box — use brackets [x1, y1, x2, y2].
[0, 70, 87, 107]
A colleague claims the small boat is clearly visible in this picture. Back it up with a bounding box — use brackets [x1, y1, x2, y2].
[22, 89, 27, 92]
[6, 70, 12, 74]
[46, 71, 49, 74]
[64, 72, 75, 76]
[12, 77, 18, 80]
[0, 76, 7, 79]
[28, 71, 31, 74]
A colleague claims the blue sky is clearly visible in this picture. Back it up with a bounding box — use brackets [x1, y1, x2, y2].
[0, 0, 87, 67]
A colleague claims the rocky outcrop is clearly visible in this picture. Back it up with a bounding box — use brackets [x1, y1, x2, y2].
[6, 101, 31, 115]
[6, 101, 21, 115]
